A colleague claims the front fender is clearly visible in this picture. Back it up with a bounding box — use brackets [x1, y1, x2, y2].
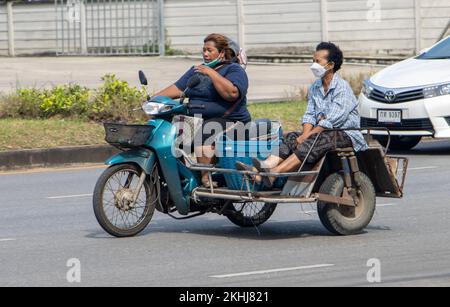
[105, 148, 155, 174]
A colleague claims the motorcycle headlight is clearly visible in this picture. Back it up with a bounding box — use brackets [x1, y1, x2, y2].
[423, 83, 450, 99]
[142, 102, 173, 115]
[362, 80, 374, 98]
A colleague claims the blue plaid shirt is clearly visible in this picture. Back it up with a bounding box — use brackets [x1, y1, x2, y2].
[302, 74, 368, 152]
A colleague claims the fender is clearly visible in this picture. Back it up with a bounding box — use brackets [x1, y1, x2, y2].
[105, 148, 155, 175]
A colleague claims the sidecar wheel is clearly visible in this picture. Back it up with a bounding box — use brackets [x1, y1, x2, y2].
[226, 202, 277, 227]
[93, 164, 157, 237]
[317, 172, 376, 236]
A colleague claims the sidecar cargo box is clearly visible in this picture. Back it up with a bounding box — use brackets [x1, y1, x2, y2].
[216, 120, 282, 190]
[315, 145, 408, 198]
[357, 147, 408, 198]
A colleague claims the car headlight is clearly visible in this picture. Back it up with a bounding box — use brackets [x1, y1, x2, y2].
[423, 83, 450, 99]
[361, 80, 374, 98]
[142, 102, 173, 115]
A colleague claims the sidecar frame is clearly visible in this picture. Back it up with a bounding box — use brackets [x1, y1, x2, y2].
[184, 128, 408, 207]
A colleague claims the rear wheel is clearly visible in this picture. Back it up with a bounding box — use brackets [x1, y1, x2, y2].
[374, 135, 422, 151]
[93, 164, 157, 237]
[226, 202, 277, 227]
[317, 172, 376, 236]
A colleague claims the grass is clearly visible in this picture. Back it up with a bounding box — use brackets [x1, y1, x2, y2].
[0, 101, 306, 151]
[248, 100, 307, 131]
[0, 119, 105, 151]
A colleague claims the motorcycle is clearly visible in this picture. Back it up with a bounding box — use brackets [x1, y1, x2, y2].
[93, 71, 409, 237]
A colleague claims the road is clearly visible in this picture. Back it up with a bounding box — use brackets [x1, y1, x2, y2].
[0, 57, 380, 102]
[0, 140, 450, 287]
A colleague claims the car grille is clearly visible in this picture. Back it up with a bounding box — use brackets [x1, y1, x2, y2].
[369, 88, 425, 104]
[361, 117, 434, 132]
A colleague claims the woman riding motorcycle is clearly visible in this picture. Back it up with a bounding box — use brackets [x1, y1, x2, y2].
[154, 33, 251, 188]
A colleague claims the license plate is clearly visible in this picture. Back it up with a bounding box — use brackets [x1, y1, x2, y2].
[378, 110, 402, 123]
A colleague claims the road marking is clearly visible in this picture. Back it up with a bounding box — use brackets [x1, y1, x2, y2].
[408, 166, 437, 171]
[0, 164, 106, 176]
[377, 203, 396, 207]
[210, 264, 335, 279]
[47, 194, 92, 199]
[0, 238, 16, 242]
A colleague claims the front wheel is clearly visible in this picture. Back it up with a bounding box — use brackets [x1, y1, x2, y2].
[226, 202, 277, 227]
[317, 172, 376, 236]
[93, 163, 157, 237]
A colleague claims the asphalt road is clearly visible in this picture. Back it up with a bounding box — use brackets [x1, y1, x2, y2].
[1, 140, 450, 287]
[0, 57, 380, 102]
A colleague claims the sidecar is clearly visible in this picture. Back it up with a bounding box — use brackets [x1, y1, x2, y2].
[180, 121, 408, 235]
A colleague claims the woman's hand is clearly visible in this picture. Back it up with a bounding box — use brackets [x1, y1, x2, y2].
[194, 65, 217, 77]
[296, 135, 306, 147]
[194, 64, 240, 102]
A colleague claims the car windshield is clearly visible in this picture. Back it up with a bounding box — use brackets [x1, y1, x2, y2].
[417, 37, 450, 59]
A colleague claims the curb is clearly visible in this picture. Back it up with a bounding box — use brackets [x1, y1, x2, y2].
[0, 145, 119, 171]
[167, 54, 399, 66]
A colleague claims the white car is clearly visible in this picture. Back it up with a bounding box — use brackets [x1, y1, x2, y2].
[359, 35, 450, 150]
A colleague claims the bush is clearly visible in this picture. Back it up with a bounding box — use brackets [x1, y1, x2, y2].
[0, 74, 147, 122]
[40, 84, 91, 118]
[341, 70, 378, 96]
[0, 89, 44, 119]
[89, 74, 146, 121]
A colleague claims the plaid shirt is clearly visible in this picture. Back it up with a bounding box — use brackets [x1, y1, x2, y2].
[302, 74, 368, 152]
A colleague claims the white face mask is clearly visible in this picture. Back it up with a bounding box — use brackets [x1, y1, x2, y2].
[310, 62, 330, 79]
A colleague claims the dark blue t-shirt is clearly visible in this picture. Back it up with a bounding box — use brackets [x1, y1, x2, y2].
[174, 63, 251, 123]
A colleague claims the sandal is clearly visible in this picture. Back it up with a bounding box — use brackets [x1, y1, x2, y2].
[201, 177, 219, 189]
[235, 161, 262, 184]
[252, 158, 276, 188]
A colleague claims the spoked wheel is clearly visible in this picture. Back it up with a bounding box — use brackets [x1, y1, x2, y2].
[226, 201, 277, 227]
[93, 163, 158, 237]
[317, 172, 376, 236]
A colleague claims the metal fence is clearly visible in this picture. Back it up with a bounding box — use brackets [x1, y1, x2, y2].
[55, 0, 163, 55]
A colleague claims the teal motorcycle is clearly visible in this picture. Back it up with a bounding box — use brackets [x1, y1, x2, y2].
[93, 71, 408, 237]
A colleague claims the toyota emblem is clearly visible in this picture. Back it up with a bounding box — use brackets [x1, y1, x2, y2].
[384, 91, 396, 102]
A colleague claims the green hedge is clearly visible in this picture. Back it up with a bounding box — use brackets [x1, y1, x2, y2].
[0, 74, 147, 122]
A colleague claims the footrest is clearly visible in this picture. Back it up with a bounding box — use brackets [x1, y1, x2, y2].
[336, 147, 355, 153]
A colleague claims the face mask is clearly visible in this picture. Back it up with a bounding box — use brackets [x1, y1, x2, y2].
[203, 56, 222, 68]
[310, 62, 330, 79]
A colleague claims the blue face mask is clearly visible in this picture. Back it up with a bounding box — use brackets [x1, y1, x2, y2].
[202, 57, 222, 68]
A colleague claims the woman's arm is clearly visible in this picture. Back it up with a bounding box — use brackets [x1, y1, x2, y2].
[195, 65, 240, 102]
[154, 84, 183, 99]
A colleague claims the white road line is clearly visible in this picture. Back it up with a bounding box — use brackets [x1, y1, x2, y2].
[0, 238, 16, 242]
[47, 194, 92, 199]
[377, 203, 396, 207]
[210, 264, 335, 279]
[408, 166, 438, 171]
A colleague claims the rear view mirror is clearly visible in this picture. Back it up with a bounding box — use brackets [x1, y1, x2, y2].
[139, 70, 148, 86]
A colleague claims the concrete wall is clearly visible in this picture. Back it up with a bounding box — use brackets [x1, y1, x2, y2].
[0, 0, 449, 56]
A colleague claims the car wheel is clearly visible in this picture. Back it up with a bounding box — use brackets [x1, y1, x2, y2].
[374, 135, 422, 151]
